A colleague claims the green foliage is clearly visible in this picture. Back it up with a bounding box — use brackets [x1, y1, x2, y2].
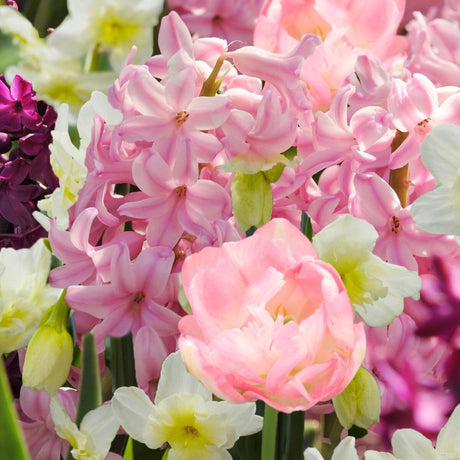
[0, 31, 20, 74]
[0, 358, 31, 460]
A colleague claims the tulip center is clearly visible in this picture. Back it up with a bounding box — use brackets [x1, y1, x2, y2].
[266, 268, 324, 323]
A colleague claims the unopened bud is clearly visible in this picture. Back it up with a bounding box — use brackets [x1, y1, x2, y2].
[333, 367, 381, 430]
[22, 291, 73, 395]
[231, 172, 272, 231]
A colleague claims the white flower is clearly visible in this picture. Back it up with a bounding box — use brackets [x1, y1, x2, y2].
[0, 239, 62, 354]
[50, 397, 119, 460]
[0, 5, 116, 120]
[0, 5, 41, 60]
[411, 124, 460, 241]
[313, 214, 421, 327]
[112, 351, 263, 460]
[35, 92, 122, 231]
[304, 436, 359, 460]
[47, 0, 164, 69]
[364, 404, 460, 459]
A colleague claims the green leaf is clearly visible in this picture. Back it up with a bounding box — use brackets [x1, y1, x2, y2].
[0, 31, 20, 74]
[278, 411, 305, 460]
[109, 333, 136, 391]
[123, 437, 133, 460]
[348, 425, 368, 439]
[300, 211, 313, 241]
[0, 358, 31, 460]
[75, 333, 102, 426]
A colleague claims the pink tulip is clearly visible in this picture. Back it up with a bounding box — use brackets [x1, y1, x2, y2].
[178, 218, 365, 412]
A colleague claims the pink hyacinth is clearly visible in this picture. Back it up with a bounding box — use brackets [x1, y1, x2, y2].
[16, 387, 78, 460]
[254, 0, 406, 110]
[168, 0, 265, 46]
[350, 172, 457, 271]
[66, 243, 181, 350]
[405, 9, 460, 87]
[179, 218, 365, 413]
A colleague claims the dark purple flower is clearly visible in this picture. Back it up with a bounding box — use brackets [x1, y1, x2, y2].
[0, 157, 42, 227]
[0, 75, 39, 133]
[3, 352, 22, 398]
[0, 74, 58, 248]
[413, 255, 460, 342]
[443, 349, 460, 403]
[0, 132, 11, 153]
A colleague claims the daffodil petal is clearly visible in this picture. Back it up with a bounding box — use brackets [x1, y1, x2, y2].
[112, 386, 154, 442]
[155, 351, 211, 403]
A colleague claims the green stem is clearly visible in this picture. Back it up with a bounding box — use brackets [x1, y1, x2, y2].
[30, 0, 55, 36]
[0, 358, 31, 460]
[261, 404, 278, 460]
[320, 412, 343, 460]
[83, 43, 101, 73]
[110, 333, 136, 391]
[75, 333, 102, 426]
[281, 411, 305, 460]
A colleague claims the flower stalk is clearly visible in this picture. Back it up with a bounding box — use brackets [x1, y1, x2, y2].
[261, 404, 279, 460]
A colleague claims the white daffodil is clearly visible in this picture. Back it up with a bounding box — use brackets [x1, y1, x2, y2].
[35, 103, 87, 231]
[0, 239, 62, 354]
[313, 214, 421, 327]
[35, 92, 122, 231]
[47, 0, 164, 70]
[112, 351, 263, 460]
[411, 124, 460, 241]
[50, 397, 119, 460]
[0, 5, 117, 120]
[364, 404, 460, 459]
[304, 436, 359, 460]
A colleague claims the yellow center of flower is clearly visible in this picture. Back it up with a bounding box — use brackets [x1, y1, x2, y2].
[342, 269, 387, 307]
[151, 394, 224, 456]
[97, 15, 141, 48]
[45, 82, 86, 108]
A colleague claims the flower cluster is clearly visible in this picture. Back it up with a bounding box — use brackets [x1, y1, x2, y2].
[0, 74, 57, 248]
[1, 0, 460, 459]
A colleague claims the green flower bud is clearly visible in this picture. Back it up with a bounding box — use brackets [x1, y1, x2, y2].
[231, 172, 272, 231]
[22, 291, 73, 396]
[332, 367, 381, 430]
[263, 163, 285, 183]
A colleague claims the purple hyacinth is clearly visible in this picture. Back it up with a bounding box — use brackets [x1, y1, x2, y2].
[414, 255, 460, 343]
[0, 74, 58, 249]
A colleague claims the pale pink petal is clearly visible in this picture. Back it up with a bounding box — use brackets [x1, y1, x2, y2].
[353, 173, 400, 226]
[188, 95, 232, 130]
[165, 67, 196, 111]
[158, 11, 194, 59]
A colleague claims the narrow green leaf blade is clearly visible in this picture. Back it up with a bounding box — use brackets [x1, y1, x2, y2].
[0, 358, 31, 460]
